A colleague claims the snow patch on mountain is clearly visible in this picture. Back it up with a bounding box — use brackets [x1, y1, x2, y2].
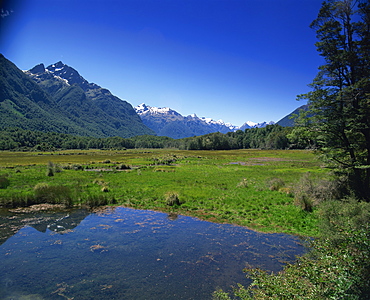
[135, 103, 180, 116]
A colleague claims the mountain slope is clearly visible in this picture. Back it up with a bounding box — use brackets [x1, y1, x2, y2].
[0, 54, 100, 136]
[276, 104, 309, 127]
[25, 61, 154, 138]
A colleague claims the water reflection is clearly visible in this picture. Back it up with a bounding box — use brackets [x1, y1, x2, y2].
[0, 206, 307, 299]
[0, 204, 90, 245]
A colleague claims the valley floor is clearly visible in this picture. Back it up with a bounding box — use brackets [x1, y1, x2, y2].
[0, 149, 327, 236]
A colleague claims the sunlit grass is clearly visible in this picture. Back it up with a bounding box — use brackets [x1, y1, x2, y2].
[0, 149, 326, 236]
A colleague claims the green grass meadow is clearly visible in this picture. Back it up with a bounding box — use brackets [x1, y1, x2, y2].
[0, 149, 328, 236]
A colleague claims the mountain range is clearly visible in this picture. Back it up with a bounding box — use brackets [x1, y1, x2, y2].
[0, 54, 303, 139]
[134, 103, 275, 139]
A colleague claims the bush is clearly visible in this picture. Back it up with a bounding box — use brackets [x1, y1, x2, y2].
[0, 175, 10, 189]
[267, 178, 285, 191]
[293, 173, 343, 212]
[165, 192, 181, 206]
[318, 197, 370, 245]
[93, 179, 106, 186]
[116, 164, 131, 170]
[46, 161, 55, 177]
[237, 178, 248, 188]
[101, 186, 109, 192]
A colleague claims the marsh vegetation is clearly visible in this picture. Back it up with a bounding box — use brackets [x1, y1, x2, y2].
[0, 149, 325, 236]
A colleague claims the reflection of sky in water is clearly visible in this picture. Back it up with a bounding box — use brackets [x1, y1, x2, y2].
[0, 207, 307, 299]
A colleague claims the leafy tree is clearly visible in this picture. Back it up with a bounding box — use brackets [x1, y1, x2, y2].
[298, 0, 370, 200]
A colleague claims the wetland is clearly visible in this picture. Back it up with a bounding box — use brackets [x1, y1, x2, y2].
[0, 149, 326, 299]
[0, 205, 306, 299]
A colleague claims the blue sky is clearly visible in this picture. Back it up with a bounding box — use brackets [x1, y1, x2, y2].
[1, 0, 324, 126]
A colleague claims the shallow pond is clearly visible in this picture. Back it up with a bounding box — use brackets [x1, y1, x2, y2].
[0, 206, 307, 299]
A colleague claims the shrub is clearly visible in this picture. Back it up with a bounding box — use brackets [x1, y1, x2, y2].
[101, 186, 109, 192]
[116, 164, 131, 170]
[165, 192, 181, 206]
[267, 178, 285, 191]
[237, 178, 248, 188]
[0, 175, 10, 189]
[46, 161, 54, 177]
[72, 164, 83, 170]
[294, 191, 313, 212]
[293, 173, 344, 211]
[318, 197, 370, 245]
[213, 199, 370, 300]
[93, 179, 106, 186]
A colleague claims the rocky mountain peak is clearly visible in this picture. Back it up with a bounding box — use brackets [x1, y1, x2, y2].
[135, 103, 180, 116]
[45, 62, 88, 89]
[28, 63, 45, 74]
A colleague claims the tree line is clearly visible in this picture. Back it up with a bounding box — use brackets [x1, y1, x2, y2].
[0, 124, 311, 152]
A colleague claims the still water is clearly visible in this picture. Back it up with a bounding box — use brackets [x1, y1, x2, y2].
[0, 206, 306, 299]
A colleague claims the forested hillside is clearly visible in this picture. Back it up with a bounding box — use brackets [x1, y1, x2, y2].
[0, 55, 97, 136]
[26, 61, 154, 137]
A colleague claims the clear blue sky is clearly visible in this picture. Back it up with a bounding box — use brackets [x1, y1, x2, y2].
[1, 0, 324, 126]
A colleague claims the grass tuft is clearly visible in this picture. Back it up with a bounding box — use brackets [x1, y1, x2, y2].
[33, 182, 73, 207]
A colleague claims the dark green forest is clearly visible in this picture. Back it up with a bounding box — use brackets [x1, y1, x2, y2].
[0, 124, 308, 151]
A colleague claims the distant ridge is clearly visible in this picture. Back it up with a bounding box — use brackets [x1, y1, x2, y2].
[135, 103, 274, 139]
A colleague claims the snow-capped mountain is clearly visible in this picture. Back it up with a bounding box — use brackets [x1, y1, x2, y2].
[239, 120, 275, 131]
[135, 103, 274, 139]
